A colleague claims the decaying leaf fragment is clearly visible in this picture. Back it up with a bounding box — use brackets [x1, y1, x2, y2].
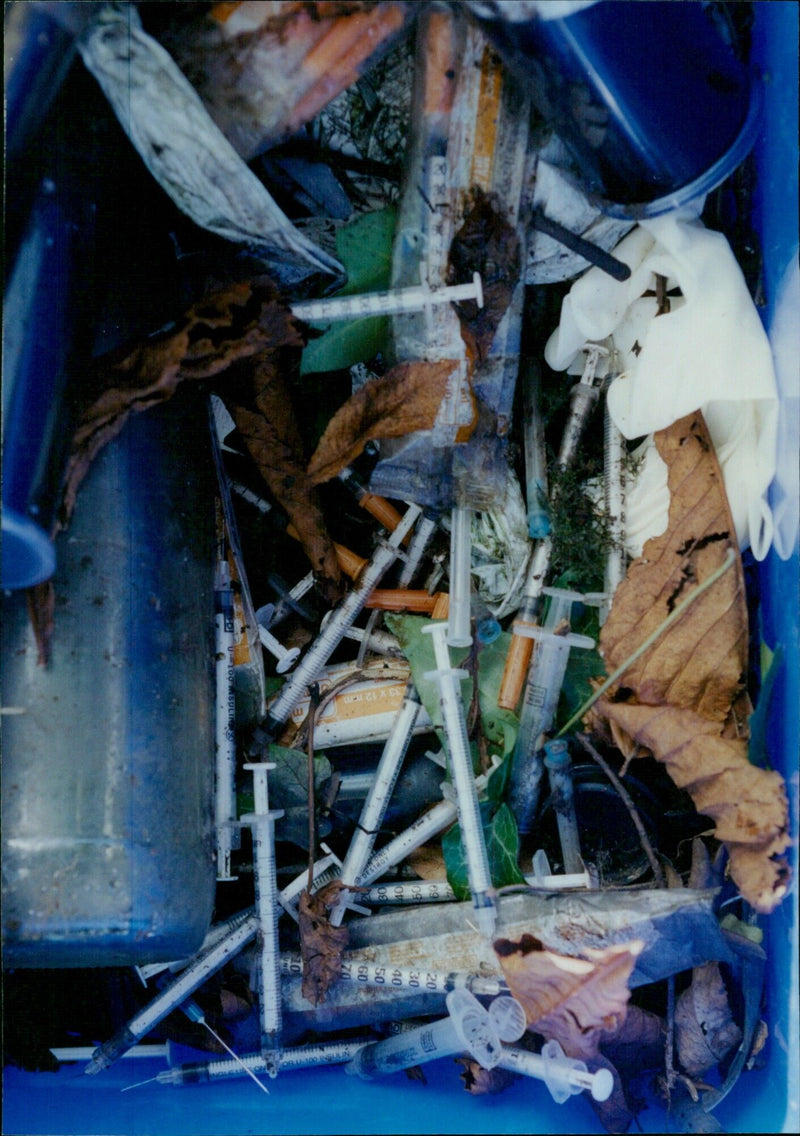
[307, 360, 457, 484]
[493, 935, 644, 1059]
[298, 880, 351, 1006]
[587, 413, 791, 913]
[58, 279, 305, 531]
[675, 962, 743, 1078]
[455, 1056, 517, 1095]
[448, 187, 521, 364]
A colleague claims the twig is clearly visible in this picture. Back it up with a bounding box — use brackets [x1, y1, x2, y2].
[306, 682, 320, 893]
[557, 549, 736, 737]
[574, 733, 666, 888]
[574, 732, 678, 1095]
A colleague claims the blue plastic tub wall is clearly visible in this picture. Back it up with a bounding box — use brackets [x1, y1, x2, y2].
[2, 2, 797, 1133]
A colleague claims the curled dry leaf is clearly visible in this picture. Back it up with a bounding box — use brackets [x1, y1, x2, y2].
[306, 360, 457, 484]
[298, 879, 351, 1006]
[493, 935, 644, 1060]
[57, 279, 305, 531]
[587, 412, 791, 913]
[675, 962, 743, 1078]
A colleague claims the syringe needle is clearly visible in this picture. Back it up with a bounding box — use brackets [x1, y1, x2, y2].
[120, 1076, 159, 1093]
[199, 1019, 270, 1095]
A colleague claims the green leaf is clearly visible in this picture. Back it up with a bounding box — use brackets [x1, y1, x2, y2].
[384, 613, 472, 757]
[299, 207, 396, 375]
[299, 314, 389, 376]
[442, 800, 526, 899]
[486, 752, 513, 802]
[237, 743, 331, 816]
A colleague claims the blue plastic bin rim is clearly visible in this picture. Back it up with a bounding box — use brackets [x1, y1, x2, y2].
[1, 506, 56, 590]
[596, 72, 764, 220]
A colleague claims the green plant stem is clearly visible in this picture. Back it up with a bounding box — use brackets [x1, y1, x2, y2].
[557, 548, 736, 737]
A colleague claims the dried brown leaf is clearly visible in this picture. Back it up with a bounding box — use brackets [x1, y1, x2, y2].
[675, 962, 743, 1077]
[587, 412, 791, 913]
[57, 279, 304, 530]
[597, 412, 747, 724]
[298, 879, 350, 1006]
[492, 935, 643, 1061]
[306, 360, 456, 484]
[593, 700, 791, 912]
[229, 355, 340, 589]
[455, 1056, 516, 1095]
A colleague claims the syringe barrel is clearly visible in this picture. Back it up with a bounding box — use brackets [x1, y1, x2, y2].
[397, 511, 439, 588]
[446, 506, 472, 647]
[544, 740, 583, 875]
[360, 797, 457, 885]
[509, 636, 572, 834]
[334, 690, 421, 922]
[345, 1015, 460, 1078]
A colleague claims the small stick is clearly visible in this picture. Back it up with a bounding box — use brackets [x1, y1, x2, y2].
[573, 734, 664, 887]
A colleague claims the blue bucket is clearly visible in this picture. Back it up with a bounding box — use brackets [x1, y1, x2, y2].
[469, 0, 762, 219]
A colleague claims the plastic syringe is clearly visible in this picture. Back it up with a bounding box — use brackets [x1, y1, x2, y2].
[280, 952, 508, 997]
[155, 1037, 372, 1086]
[345, 990, 522, 1079]
[214, 557, 238, 881]
[497, 1039, 614, 1103]
[330, 685, 423, 925]
[84, 908, 259, 1074]
[259, 503, 421, 738]
[447, 506, 472, 648]
[543, 739, 583, 875]
[241, 762, 283, 1075]
[397, 508, 441, 588]
[359, 795, 458, 885]
[522, 360, 550, 540]
[289, 273, 483, 323]
[422, 622, 495, 937]
[508, 587, 594, 836]
[498, 342, 607, 711]
[602, 396, 626, 624]
[135, 907, 256, 985]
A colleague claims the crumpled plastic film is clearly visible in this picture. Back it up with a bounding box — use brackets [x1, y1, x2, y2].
[544, 210, 779, 559]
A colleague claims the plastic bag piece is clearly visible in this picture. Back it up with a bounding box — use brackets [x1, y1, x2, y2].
[75, 3, 343, 291]
[545, 210, 779, 560]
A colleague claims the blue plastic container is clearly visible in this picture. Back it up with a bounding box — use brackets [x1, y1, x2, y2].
[1, 183, 94, 590]
[2, 2, 797, 1133]
[471, 0, 762, 218]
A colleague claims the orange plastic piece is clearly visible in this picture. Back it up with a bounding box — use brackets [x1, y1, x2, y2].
[497, 629, 535, 711]
[358, 493, 408, 541]
[332, 542, 369, 581]
[366, 589, 449, 617]
[210, 2, 242, 23]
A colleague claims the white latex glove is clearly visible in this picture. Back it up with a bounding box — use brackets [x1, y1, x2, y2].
[545, 211, 778, 559]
